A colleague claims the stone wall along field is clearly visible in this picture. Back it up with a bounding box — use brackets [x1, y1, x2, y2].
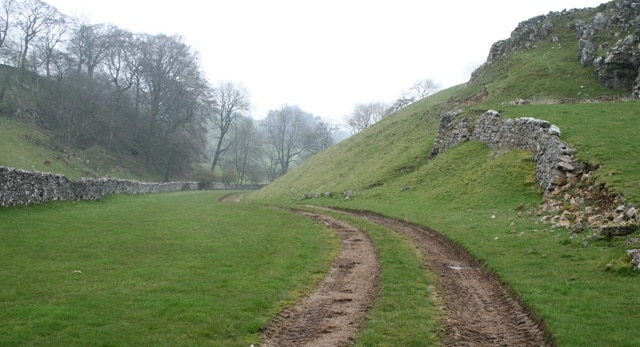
[0, 166, 198, 207]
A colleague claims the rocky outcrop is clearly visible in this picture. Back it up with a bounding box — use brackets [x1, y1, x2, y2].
[485, 13, 563, 65]
[593, 34, 640, 90]
[475, 0, 640, 97]
[571, 0, 640, 94]
[431, 110, 576, 193]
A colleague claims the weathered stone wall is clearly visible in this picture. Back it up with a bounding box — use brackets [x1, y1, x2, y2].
[430, 110, 578, 193]
[0, 166, 198, 207]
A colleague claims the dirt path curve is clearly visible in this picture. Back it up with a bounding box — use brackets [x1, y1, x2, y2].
[260, 211, 381, 347]
[218, 193, 552, 346]
[340, 209, 552, 347]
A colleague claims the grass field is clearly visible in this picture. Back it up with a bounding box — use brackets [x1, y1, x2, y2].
[0, 191, 338, 346]
[3, 5, 640, 346]
[255, 141, 640, 346]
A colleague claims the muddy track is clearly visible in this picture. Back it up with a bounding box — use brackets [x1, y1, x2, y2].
[222, 194, 552, 345]
[260, 211, 381, 347]
[340, 209, 552, 346]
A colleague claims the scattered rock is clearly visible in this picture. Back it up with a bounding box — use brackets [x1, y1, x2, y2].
[625, 238, 640, 246]
[600, 224, 639, 238]
[627, 249, 640, 271]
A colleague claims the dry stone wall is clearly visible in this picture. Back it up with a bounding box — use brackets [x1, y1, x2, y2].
[0, 166, 198, 207]
[430, 110, 578, 193]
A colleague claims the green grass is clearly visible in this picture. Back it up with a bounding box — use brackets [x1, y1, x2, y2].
[0, 116, 84, 178]
[0, 115, 159, 180]
[4, 5, 640, 346]
[498, 101, 640, 203]
[252, 140, 640, 346]
[338, 143, 640, 346]
[301, 207, 439, 346]
[0, 191, 338, 346]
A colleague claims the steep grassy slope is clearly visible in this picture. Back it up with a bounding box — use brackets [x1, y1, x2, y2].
[250, 85, 463, 202]
[249, 4, 640, 345]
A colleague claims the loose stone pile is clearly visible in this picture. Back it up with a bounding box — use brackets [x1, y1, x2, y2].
[535, 177, 638, 236]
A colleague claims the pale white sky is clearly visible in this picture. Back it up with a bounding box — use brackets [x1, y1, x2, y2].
[46, 0, 606, 123]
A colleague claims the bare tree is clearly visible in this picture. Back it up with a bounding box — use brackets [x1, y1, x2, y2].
[138, 34, 210, 179]
[209, 81, 250, 173]
[34, 12, 66, 77]
[15, 0, 58, 74]
[224, 115, 261, 184]
[0, 0, 17, 102]
[0, 0, 16, 55]
[344, 101, 388, 134]
[404, 78, 440, 100]
[67, 21, 117, 79]
[387, 78, 441, 115]
[102, 28, 137, 149]
[302, 117, 335, 158]
[262, 105, 310, 177]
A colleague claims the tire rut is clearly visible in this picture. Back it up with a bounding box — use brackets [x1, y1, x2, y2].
[341, 209, 552, 347]
[260, 211, 381, 347]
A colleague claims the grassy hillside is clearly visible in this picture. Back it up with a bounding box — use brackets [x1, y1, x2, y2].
[0, 115, 159, 180]
[248, 3, 640, 345]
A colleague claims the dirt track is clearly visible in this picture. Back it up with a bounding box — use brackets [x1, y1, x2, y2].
[260, 211, 380, 346]
[346, 210, 551, 346]
[218, 196, 552, 346]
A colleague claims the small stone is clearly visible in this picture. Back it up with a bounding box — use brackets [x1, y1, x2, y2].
[613, 214, 626, 224]
[624, 238, 640, 246]
[556, 218, 572, 228]
[557, 161, 575, 172]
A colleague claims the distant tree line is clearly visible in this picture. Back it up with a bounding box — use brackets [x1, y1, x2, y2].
[0, 0, 337, 182]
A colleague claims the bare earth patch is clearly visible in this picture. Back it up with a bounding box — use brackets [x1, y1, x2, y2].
[260, 211, 381, 347]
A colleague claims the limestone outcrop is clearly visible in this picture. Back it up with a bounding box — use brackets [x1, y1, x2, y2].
[475, 0, 640, 98]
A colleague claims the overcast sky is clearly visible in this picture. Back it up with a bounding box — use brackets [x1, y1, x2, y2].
[46, 0, 606, 123]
